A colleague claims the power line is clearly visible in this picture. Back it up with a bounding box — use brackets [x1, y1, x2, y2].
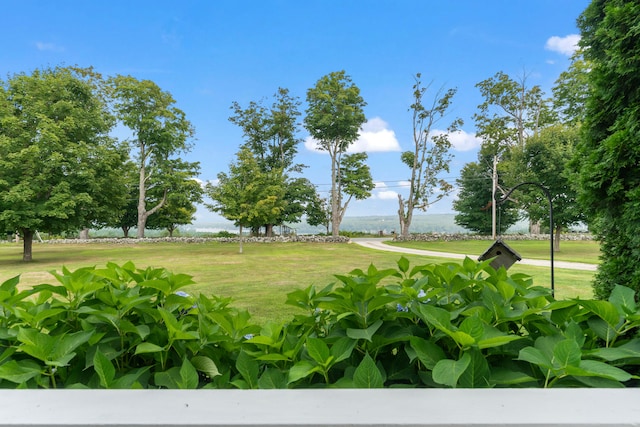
[311, 175, 491, 189]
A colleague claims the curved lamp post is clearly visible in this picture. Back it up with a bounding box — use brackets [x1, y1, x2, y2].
[498, 182, 555, 297]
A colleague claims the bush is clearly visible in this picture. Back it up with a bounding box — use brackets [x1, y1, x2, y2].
[1, 258, 639, 388]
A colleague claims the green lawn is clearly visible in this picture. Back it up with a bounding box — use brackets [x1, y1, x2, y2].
[386, 239, 601, 264]
[0, 240, 596, 324]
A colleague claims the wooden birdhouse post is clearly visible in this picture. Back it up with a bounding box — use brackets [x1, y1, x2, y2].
[478, 238, 522, 270]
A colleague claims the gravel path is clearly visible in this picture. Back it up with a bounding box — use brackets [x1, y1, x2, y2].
[351, 238, 598, 271]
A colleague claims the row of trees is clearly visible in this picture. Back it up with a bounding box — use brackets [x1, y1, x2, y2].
[1, 65, 461, 261]
[453, 0, 640, 299]
[206, 72, 378, 241]
[207, 71, 463, 241]
[0, 67, 201, 261]
[452, 64, 587, 251]
[0, 63, 587, 258]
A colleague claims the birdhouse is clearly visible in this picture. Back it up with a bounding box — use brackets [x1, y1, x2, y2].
[478, 238, 522, 270]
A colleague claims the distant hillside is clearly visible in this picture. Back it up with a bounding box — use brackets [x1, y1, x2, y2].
[187, 214, 530, 235]
[339, 215, 467, 234]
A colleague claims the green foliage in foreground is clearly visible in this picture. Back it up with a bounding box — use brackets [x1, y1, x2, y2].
[1, 258, 639, 389]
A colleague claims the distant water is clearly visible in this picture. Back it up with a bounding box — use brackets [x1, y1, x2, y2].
[186, 214, 530, 235]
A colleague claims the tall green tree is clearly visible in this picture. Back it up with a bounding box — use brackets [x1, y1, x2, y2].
[109, 75, 196, 238]
[304, 71, 367, 237]
[507, 125, 584, 250]
[0, 66, 128, 261]
[205, 148, 286, 253]
[471, 71, 556, 235]
[398, 74, 461, 237]
[230, 88, 314, 235]
[230, 87, 301, 172]
[575, 0, 640, 298]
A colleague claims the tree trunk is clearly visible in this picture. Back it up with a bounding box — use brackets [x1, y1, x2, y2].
[265, 224, 274, 237]
[397, 194, 412, 237]
[239, 225, 244, 254]
[137, 161, 147, 238]
[122, 227, 130, 238]
[79, 228, 89, 240]
[137, 188, 167, 239]
[22, 229, 33, 262]
[529, 219, 541, 234]
[554, 226, 562, 252]
[330, 152, 341, 237]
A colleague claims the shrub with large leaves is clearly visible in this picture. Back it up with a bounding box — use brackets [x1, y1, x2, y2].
[1, 257, 639, 388]
[0, 262, 257, 388]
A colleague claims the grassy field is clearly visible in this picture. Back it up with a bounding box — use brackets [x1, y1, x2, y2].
[386, 239, 601, 264]
[0, 240, 597, 324]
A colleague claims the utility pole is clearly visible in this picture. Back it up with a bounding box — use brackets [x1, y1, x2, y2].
[492, 155, 497, 239]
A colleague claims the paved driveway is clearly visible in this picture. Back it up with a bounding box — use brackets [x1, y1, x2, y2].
[351, 238, 597, 271]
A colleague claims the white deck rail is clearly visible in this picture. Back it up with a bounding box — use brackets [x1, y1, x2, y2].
[1, 389, 640, 427]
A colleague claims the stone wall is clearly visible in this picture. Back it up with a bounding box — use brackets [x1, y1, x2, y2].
[393, 233, 594, 242]
[39, 236, 351, 245]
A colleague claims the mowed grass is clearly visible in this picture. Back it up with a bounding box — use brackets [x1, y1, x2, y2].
[386, 239, 601, 264]
[0, 240, 597, 324]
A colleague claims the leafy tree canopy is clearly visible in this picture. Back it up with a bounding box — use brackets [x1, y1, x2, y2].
[109, 75, 196, 238]
[304, 71, 367, 236]
[0, 66, 128, 260]
[230, 88, 313, 232]
[474, 71, 555, 158]
[206, 148, 286, 250]
[230, 87, 302, 172]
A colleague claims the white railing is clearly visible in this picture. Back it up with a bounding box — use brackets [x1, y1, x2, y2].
[2, 389, 640, 426]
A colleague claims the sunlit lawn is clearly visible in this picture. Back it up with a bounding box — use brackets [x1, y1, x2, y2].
[0, 240, 596, 324]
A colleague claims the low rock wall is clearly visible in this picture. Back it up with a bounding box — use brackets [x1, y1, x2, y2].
[38, 236, 351, 245]
[393, 233, 594, 242]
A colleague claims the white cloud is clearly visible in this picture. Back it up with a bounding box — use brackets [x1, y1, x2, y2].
[374, 181, 387, 190]
[304, 117, 401, 154]
[35, 42, 64, 52]
[350, 117, 401, 153]
[304, 136, 322, 152]
[376, 190, 399, 200]
[545, 34, 580, 56]
[432, 129, 481, 152]
[371, 181, 411, 200]
[370, 182, 398, 200]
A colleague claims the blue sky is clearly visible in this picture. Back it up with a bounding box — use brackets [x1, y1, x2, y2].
[1, 1, 588, 223]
